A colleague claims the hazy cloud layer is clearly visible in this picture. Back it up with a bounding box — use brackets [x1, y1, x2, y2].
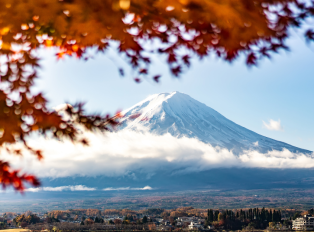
[2, 130, 313, 179]
[263, 119, 284, 131]
[25, 185, 152, 192]
[26, 185, 96, 192]
[103, 186, 153, 191]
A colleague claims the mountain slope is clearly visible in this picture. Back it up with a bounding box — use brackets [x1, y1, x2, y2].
[119, 91, 310, 154]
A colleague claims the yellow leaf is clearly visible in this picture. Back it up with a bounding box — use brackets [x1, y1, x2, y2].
[119, 0, 130, 10]
[1, 27, 10, 35]
[1, 42, 11, 49]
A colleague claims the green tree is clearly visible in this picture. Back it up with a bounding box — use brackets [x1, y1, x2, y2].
[94, 217, 104, 223]
[208, 209, 214, 222]
[142, 216, 148, 224]
[122, 220, 130, 224]
[248, 222, 257, 229]
[0, 222, 6, 229]
[283, 219, 291, 227]
[293, 212, 301, 220]
[214, 210, 219, 221]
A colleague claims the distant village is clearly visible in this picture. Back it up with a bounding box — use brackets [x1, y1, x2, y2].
[1, 207, 314, 231]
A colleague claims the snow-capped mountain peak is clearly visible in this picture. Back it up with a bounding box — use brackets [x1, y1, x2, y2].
[119, 92, 310, 154]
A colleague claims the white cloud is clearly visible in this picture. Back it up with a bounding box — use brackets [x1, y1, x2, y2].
[26, 185, 96, 192]
[103, 186, 153, 191]
[263, 119, 284, 131]
[1, 130, 313, 180]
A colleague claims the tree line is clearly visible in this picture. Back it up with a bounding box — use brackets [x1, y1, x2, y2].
[205, 208, 282, 230]
[207, 207, 281, 222]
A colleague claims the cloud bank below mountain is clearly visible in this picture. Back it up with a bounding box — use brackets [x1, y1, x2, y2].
[24, 185, 153, 192]
[103, 186, 153, 191]
[26, 185, 96, 192]
[2, 130, 314, 178]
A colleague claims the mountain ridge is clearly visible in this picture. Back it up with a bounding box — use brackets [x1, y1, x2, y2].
[119, 91, 311, 154]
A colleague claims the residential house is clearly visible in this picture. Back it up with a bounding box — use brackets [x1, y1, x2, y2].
[293, 215, 314, 230]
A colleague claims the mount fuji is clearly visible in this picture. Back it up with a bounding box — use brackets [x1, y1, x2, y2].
[119, 91, 310, 154]
[13, 91, 314, 199]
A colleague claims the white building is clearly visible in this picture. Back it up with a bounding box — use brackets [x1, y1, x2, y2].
[177, 216, 198, 223]
[188, 222, 204, 231]
[293, 215, 314, 230]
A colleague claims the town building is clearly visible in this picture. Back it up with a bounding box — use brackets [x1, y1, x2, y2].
[188, 222, 204, 231]
[293, 215, 314, 230]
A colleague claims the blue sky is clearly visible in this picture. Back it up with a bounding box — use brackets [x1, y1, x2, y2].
[34, 32, 314, 151]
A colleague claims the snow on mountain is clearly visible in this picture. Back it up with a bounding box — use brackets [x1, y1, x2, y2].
[119, 91, 311, 154]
